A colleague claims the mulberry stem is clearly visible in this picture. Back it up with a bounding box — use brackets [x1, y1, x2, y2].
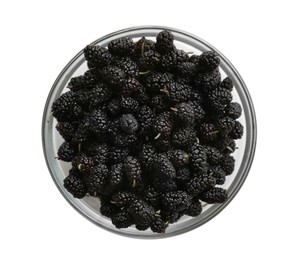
[196, 137, 200, 144]
[139, 70, 150, 75]
[154, 133, 161, 140]
[160, 86, 169, 94]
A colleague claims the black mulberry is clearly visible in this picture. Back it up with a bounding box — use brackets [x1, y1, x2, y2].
[200, 187, 228, 203]
[64, 173, 87, 199]
[186, 174, 216, 196]
[156, 30, 174, 54]
[84, 45, 112, 68]
[57, 141, 75, 162]
[119, 114, 139, 134]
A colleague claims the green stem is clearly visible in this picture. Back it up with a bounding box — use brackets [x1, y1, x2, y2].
[154, 133, 161, 140]
[170, 107, 178, 112]
[139, 70, 150, 75]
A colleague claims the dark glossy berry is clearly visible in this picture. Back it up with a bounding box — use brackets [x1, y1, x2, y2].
[137, 50, 161, 70]
[88, 83, 111, 109]
[68, 70, 97, 91]
[225, 102, 242, 119]
[56, 122, 74, 141]
[139, 144, 157, 170]
[217, 116, 236, 136]
[101, 66, 126, 86]
[111, 191, 137, 207]
[136, 223, 150, 231]
[161, 209, 184, 224]
[205, 146, 222, 165]
[57, 141, 75, 162]
[121, 78, 140, 96]
[84, 45, 112, 68]
[160, 51, 178, 71]
[188, 101, 206, 123]
[108, 146, 129, 165]
[177, 61, 197, 78]
[188, 144, 208, 174]
[72, 116, 91, 143]
[152, 137, 172, 153]
[75, 88, 91, 107]
[136, 105, 154, 134]
[85, 164, 108, 194]
[143, 185, 160, 209]
[229, 121, 244, 139]
[64, 173, 87, 198]
[100, 199, 119, 218]
[72, 153, 94, 173]
[52, 91, 82, 122]
[176, 168, 191, 186]
[156, 30, 174, 54]
[120, 97, 139, 114]
[220, 155, 235, 175]
[119, 114, 138, 134]
[104, 163, 124, 194]
[107, 98, 121, 116]
[113, 132, 137, 147]
[208, 86, 232, 112]
[134, 85, 150, 105]
[189, 54, 199, 65]
[153, 176, 177, 192]
[185, 199, 202, 217]
[128, 199, 155, 225]
[113, 57, 139, 77]
[107, 118, 120, 139]
[153, 154, 176, 179]
[199, 123, 218, 142]
[200, 187, 228, 203]
[160, 191, 191, 211]
[186, 174, 216, 196]
[167, 149, 190, 169]
[123, 156, 142, 188]
[134, 37, 156, 55]
[195, 68, 221, 93]
[87, 143, 109, 165]
[160, 49, 189, 71]
[176, 75, 192, 85]
[175, 49, 189, 63]
[150, 217, 168, 233]
[108, 37, 134, 56]
[198, 51, 220, 72]
[209, 165, 226, 185]
[189, 90, 203, 104]
[144, 72, 174, 94]
[220, 77, 233, 91]
[171, 127, 197, 149]
[214, 138, 237, 154]
[111, 210, 133, 229]
[150, 94, 169, 113]
[171, 102, 195, 126]
[162, 81, 192, 104]
[89, 109, 108, 138]
[152, 112, 173, 138]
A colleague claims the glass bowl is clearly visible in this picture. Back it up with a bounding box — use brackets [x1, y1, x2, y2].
[42, 26, 257, 238]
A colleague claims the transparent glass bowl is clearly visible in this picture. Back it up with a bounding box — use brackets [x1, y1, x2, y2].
[42, 26, 257, 238]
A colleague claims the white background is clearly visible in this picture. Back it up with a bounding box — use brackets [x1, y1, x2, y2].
[1, 0, 291, 259]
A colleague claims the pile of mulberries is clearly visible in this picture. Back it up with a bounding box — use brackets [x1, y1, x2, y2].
[52, 30, 243, 233]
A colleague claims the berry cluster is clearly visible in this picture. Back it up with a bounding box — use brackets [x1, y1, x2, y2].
[52, 30, 243, 233]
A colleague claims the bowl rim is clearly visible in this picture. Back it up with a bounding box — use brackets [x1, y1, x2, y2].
[42, 25, 257, 239]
